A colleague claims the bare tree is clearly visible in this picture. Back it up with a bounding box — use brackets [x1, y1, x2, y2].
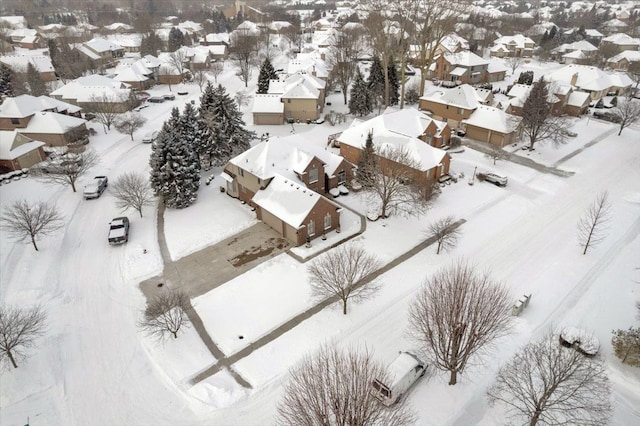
[308, 244, 381, 315]
[577, 190, 612, 255]
[138, 290, 191, 340]
[360, 145, 438, 219]
[234, 90, 251, 108]
[35, 150, 99, 192]
[505, 56, 524, 76]
[167, 49, 188, 88]
[281, 25, 301, 51]
[521, 78, 571, 150]
[0, 305, 46, 369]
[327, 26, 367, 104]
[276, 344, 415, 426]
[0, 200, 64, 251]
[362, 6, 397, 109]
[258, 29, 278, 63]
[111, 172, 154, 218]
[612, 327, 640, 366]
[229, 32, 259, 87]
[487, 331, 612, 426]
[192, 68, 210, 92]
[427, 215, 462, 254]
[210, 61, 224, 83]
[85, 94, 126, 133]
[407, 261, 512, 385]
[113, 112, 146, 141]
[610, 97, 640, 136]
[627, 61, 640, 97]
[484, 144, 508, 165]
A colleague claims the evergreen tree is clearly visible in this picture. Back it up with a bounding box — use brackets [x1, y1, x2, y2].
[26, 63, 47, 96]
[348, 68, 372, 117]
[168, 27, 185, 52]
[257, 58, 278, 94]
[356, 131, 377, 187]
[200, 84, 255, 165]
[0, 64, 15, 98]
[149, 108, 201, 209]
[387, 57, 400, 106]
[140, 32, 163, 56]
[367, 56, 385, 110]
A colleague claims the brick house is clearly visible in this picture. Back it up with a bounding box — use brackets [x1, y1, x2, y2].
[337, 108, 452, 188]
[419, 84, 493, 131]
[267, 72, 326, 123]
[461, 105, 522, 147]
[490, 34, 536, 58]
[431, 51, 490, 85]
[0, 131, 46, 171]
[50, 74, 133, 113]
[221, 134, 352, 245]
[75, 37, 125, 71]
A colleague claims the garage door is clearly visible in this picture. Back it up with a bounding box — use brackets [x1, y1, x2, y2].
[260, 207, 286, 239]
[467, 126, 489, 142]
[489, 131, 504, 147]
[253, 113, 283, 125]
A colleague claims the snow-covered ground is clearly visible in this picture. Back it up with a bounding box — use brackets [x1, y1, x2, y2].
[1, 57, 639, 426]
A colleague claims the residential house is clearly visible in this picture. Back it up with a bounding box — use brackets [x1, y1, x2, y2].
[490, 34, 536, 58]
[431, 51, 490, 85]
[252, 94, 285, 125]
[50, 74, 133, 113]
[602, 19, 628, 35]
[200, 33, 230, 47]
[461, 106, 522, 148]
[419, 84, 493, 130]
[607, 50, 640, 71]
[0, 130, 46, 171]
[267, 72, 326, 123]
[545, 64, 633, 100]
[75, 37, 125, 71]
[288, 52, 330, 80]
[409, 33, 469, 65]
[0, 94, 83, 130]
[113, 60, 155, 90]
[504, 83, 589, 117]
[0, 55, 57, 82]
[551, 40, 598, 63]
[103, 23, 134, 34]
[600, 33, 640, 54]
[337, 108, 452, 188]
[221, 134, 350, 245]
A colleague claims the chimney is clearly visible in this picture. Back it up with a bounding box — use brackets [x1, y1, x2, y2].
[570, 72, 578, 86]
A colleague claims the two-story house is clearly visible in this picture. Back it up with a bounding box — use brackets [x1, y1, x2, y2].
[545, 64, 633, 101]
[263, 72, 326, 124]
[221, 134, 353, 246]
[419, 84, 493, 130]
[490, 34, 536, 58]
[50, 74, 133, 113]
[430, 51, 490, 85]
[75, 37, 125, 71]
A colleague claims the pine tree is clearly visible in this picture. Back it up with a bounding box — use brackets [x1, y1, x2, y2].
[0, 64, 15, 98]
[26, 62, 47, 96]
[168, 27, 185, 52]
[367, 56, 385, 111]
[150, 108, 201, 209]
[257, 58, 278, 94]
[387, 57, 400, 106]
[200, 84, 255, 165]
[348, 68, 372, 117]
[140, 32, 163, 56]
[356, 131, 377, 187]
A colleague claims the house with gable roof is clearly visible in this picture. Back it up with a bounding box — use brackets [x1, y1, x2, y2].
[430, 51, 491, 85]
[606, 50, 640, 72]
[0, 55, 57, 82]
[220, 134, 350, 245]
[75, 37, 125, 71]
[544, 64, 633, 101]
[490, 34, 536, 58]
[0, 131, 46, 172]
[267, 72, 326, 123]
[337, 108, 452, 188]
[419, 84, 493, 130]
[600, 33, 640, 54]
[50, 74, 133, 113]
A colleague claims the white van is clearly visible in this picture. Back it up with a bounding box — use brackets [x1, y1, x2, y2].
[372, 351, 427, 406]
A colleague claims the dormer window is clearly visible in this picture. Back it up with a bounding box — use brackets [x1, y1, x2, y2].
[309, 167, 318, 183]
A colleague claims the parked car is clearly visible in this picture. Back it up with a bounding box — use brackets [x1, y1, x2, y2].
[177, 90, 188, 96]
[134, 104, 149, 112]
[36, 154, 83, 173]
[559, 327, 600, 357]
[142, 130, 159, 144]
[147, 96, 165, 103]
[108, 217, 130, 245]
[484, 173, 508, 187]
[163, 93, 176, 101]
[83, 176, 108, 199]
[372, 351, 427, 406]
[593, 110, 621, 123]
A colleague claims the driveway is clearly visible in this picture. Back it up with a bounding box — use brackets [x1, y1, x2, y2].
[140, 222, 290, 301]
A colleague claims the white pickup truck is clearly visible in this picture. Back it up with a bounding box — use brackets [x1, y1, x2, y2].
[84, 176, 108, 199]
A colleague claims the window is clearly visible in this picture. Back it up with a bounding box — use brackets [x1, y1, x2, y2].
[337, 170, 346, 184]
[308, 220, 315, 236]
[309, 167, 318, 183]
[324, 213, 331, 230]
[457, 108, 463, 115]
[11, 118, 20, 125]
[238, 167, 244, 177]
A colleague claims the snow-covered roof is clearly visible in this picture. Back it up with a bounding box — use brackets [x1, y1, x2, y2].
[337, 109, 448, 172]
[268, 21, 293, 32]
[488, 59, 508, 74]
[252, 174, 326, 229]
[84, 37, 123, 53]
[607, 50, 640, 64]
[0, 55, 54, 73]
[602, 33, 640, 46]
[545, 64, 633, 92]
[563, 50, 587, 60]
[421, 84, 491, 110]
[0, 16, 27, 29]
[15, 111, 86, 134]
[104, 23, 134, 32]
[200, 33, 230, 45]
[443, 51, 488, 67]
[566, 91, 591, 107]
[270, 73, 325, 99]
[493, 34, 535, 49]
[0, 95, 82, 118]
[0, 131, 45, 160]
[252, 94, 285, 114]
[50, 74, 131, 103]
[553, 40, 598, 54]
[463, 105, 521, 134]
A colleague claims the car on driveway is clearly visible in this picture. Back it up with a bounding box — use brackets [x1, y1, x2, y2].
[84, 176, 108, 199]
[484, 173, 508, 187]
[163, 93, 176, 101]
[108, 217, 130, 245]
[147, 96, 165, 103]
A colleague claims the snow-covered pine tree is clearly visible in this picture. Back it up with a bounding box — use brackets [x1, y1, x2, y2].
[357, 131, 377, 187]
[257, 58, 278, 94]
[201, 84, 255, 165]
[387, 56, 400, 106]
[367, 56, 385, 111]
[0, 64, 15, 98]
[348, 68, 372, 117]
[27, 62, 47, 96]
